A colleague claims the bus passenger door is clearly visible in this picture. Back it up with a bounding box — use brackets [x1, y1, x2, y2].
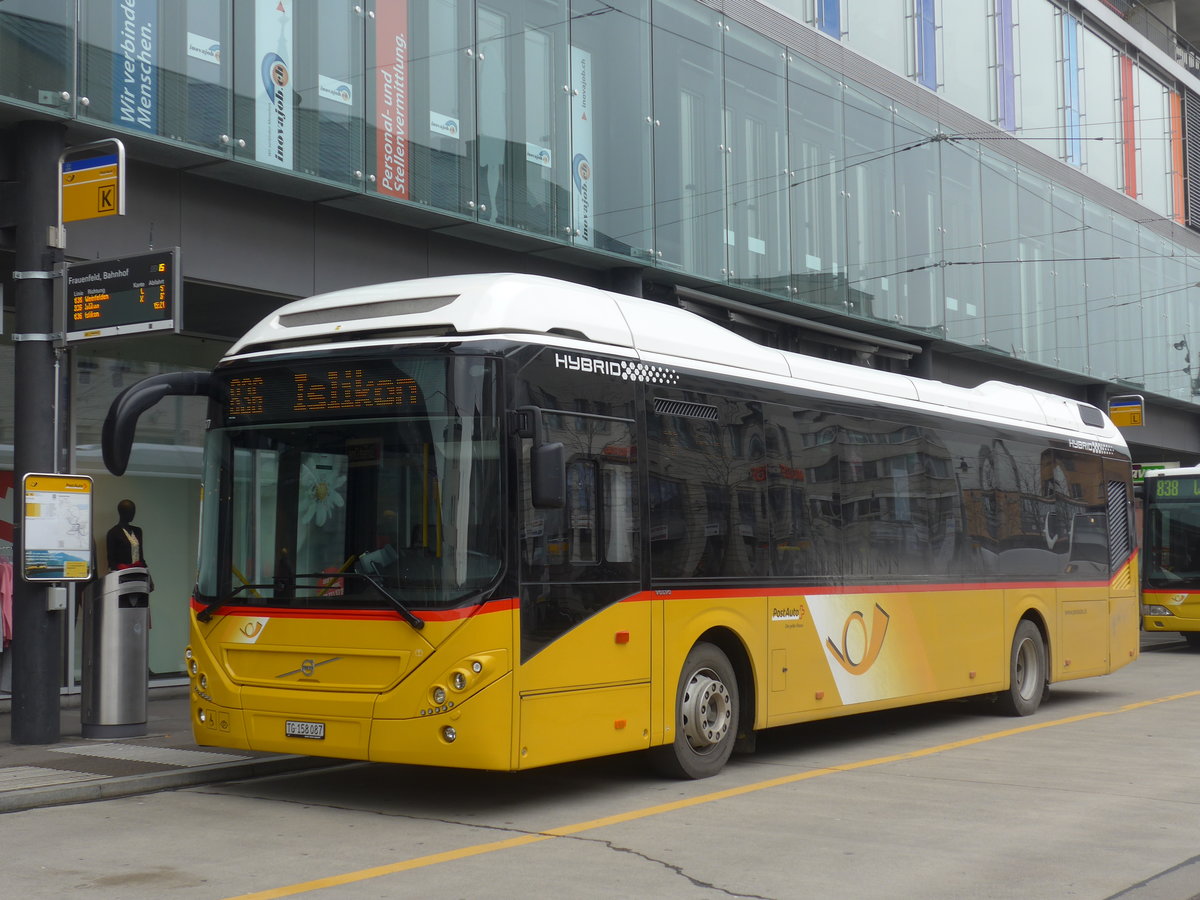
[1057, 474, 1137, 678]
[515, 411, 648, 767]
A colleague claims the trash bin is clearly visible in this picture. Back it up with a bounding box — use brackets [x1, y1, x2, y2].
[81, 567, 150, 738]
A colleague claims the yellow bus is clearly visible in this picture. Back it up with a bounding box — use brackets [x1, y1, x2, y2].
[1141, 465, 1200, 646]
[102, 273, 1140, 778]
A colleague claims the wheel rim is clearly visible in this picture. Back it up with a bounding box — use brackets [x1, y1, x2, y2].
[681, 667, 731, 751]
[1013, 636, 1040, 701]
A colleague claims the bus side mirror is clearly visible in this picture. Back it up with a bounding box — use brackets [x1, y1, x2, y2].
[102, 372, 214, 475]
[514, 406, 565, 509]
[532, 441, 565, 509]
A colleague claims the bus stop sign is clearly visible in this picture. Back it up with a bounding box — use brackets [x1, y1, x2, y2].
[60, 139, 125, 224]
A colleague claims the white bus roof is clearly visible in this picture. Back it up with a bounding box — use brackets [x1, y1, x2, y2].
[227, 273, 1125, 446]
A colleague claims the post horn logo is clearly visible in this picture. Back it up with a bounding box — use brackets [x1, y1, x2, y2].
[826, 603, 891, 675]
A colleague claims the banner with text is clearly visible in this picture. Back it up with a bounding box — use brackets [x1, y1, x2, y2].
[570, 46, 593, 246]
[374, 0, 410, 199]
[256, 0, 293, 168]
[114, 0, 157, 133]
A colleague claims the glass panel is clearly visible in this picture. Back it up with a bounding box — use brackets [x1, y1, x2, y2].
[893, 106, 941, 332]
[1136, 68, 1169, 215]
[568, 0, 653, 258]
[940, 139, 983, 345]
[652, 0, 724, 279]
[475, 0, 569, 237]
[914, 0, 937, 90]
[78, 0, 232, 150]
[1110, 213, 1143, 385]
[724, 21, 788, 296]
[817, 0, 841, 39]
[1184, 255, 1200, 402]
[980, 150, 1019, 355]
[844, 0, 905, 77]
[1015, 0, 1057, 151]
[0, 0, 73, 109]
[1061, 12, 1082, 165]
[939, 0, 990, 122]
[1050, 185, 1085, 373]
[1083, 200, 1114, 381]
[232, 0, 297, 169]
[378, 0, 476, 213]
[1154, 246, 1189, 400]
[788, 54, 846, 311]
[1080, 28, 1119, 191]
[843, 82, 896, 323]
[1015, 168, 1055, 365]
[293, 2, 363, 185]
[1139, 228, 1171, 396]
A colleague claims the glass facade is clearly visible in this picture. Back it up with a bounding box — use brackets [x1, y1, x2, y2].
[7, 0, 1200, 689]
[2, 1, 1200, 421]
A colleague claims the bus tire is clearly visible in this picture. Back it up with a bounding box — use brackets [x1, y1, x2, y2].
[997, 620, 1047, 716]
[1183, 632, 1200, 649]
[651, 642, 739, 779]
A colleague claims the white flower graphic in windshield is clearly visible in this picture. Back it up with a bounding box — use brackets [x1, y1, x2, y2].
[300, 457, 346, 527]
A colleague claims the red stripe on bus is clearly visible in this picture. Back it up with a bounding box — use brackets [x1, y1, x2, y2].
[189, 595, 518, 622]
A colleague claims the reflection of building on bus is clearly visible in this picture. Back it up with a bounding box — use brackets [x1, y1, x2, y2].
[1141, 466, 1200, 647]
[102, 274, 1140, 780]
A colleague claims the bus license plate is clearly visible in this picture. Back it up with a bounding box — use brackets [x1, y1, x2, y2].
[285, 720, 325, 740]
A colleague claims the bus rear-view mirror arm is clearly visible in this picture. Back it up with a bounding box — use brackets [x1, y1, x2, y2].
[102, 372, 215, 476]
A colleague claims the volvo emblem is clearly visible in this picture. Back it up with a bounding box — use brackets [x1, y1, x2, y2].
[276, 656, 342, 679]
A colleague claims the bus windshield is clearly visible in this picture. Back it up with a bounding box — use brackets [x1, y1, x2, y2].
[196, 355, 502, 611]
[1144, 474, 1200, 587]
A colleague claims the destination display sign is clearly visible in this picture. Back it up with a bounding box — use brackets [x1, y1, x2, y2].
[65, 248, 181, 342]
[1149, 475, 1200, 501]
[220, 359, 432, 425]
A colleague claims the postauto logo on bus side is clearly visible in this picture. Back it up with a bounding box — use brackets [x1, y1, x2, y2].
[554, 352, 679, 385]
[826, 603, 891, 675]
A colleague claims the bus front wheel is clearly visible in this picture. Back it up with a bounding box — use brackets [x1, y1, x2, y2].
[651, 642, 739, 779]
[997, 620, 1047, 716]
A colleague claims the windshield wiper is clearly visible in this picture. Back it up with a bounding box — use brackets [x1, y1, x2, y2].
[343, 571, 425, 631]
[195, 580, 282, 624]
[196, 582, 274, 622]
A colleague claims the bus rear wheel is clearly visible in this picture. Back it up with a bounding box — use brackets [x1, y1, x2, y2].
[651, 642, 739, 779]
[997, 620, 1047, 716]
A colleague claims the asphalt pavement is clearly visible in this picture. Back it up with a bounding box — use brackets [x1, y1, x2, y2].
[0, 632, 1187, 818]
[0, 685, 327, 814]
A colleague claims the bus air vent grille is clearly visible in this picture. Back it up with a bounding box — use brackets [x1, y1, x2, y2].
[279, 295, 457, 328]
[654, 398, 719, 420]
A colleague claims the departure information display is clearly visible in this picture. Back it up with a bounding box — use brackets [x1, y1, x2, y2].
[65, 248, 180, 342]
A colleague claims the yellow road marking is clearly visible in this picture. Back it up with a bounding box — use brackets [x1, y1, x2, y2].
[226, 689, 1200, 899]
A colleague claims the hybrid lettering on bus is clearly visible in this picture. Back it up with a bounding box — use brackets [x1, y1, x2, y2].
[102, 274, 1140, 778]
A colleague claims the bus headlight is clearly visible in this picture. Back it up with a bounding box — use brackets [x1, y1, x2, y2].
[442, 726, 457, 743]
[431, 686, 447, 706]
[451, 671, 467, 691]
[1144, 605, 1174, 617]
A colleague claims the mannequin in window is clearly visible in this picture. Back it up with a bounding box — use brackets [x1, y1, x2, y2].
[106, 499, 145, 571]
